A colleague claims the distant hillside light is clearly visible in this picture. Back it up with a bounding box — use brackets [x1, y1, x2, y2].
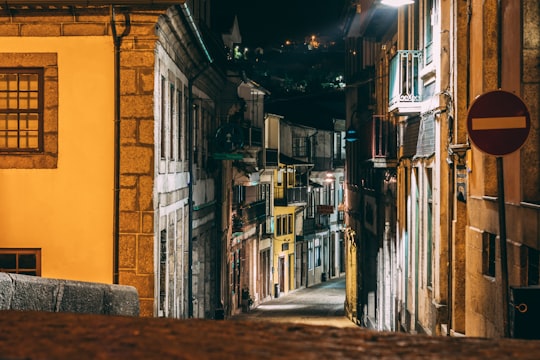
[381, 0, 414, 7]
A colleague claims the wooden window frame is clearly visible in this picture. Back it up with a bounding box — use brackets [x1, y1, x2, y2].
[0, 248, 41, 276]
[0, 68, 44, 152]
[482, 232, 496, 278]
[0, 53, 58, 169]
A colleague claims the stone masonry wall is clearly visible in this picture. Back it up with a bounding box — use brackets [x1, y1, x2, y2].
[0, 4, 169, 318]
[0, 273, 139, 316]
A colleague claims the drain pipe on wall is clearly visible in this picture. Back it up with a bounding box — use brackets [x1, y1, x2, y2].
[182, 3, 213, 318]
[187, 63, 211, 317]
[111, 6, 131, 284]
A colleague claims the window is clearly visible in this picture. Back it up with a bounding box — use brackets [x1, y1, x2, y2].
[308, 241, 313, 270]
[424, 0, 434, 65]
[0, 68, 43, 152]
[177, 88, 183, 161]
[169, 83, 175, 160]
[0, 249, 41, 276]
[1, 55, 57, 168]
[160, 76, 167, 160]
[288, 214, 293, 234]
[307, 191, 315, 218]
[288, 168, 295, 187]
[426, 168, 433, 287]
[482, 232, 496, 277]
[193, 104, 199, 165]
[159, 230, 167, 317]
[292, 137, 307, 157]
[315, 238, 321, 267]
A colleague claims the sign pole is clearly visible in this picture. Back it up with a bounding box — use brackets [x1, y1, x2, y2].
[496, 156, 509, 338]
[466, 90, 531, 338]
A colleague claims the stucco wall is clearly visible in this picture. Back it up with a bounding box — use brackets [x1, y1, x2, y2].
[0, 36, 114, 283]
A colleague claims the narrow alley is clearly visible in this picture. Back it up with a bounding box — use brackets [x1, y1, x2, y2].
[231, 277, 357, 328]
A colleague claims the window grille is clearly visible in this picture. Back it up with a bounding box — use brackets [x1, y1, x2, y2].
[0, 69, 43, 152]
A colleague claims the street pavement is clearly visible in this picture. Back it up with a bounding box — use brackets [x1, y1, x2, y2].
[3, 290, 540, 358]
[231, 276, 359, 328]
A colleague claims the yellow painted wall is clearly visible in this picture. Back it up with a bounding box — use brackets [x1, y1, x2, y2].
[0, 37, 114, 283]
[272, 206, 295, 292]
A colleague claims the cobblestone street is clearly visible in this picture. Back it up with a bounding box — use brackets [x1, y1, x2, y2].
[231, 277, 357, 328]
[3, 308, 540, 359]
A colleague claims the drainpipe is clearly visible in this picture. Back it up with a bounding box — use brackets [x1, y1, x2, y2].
[447, 129, 454, 336]
[181, 2, 213, 319]
[187, 64, 212, 317]
[111, 6, 131, 284]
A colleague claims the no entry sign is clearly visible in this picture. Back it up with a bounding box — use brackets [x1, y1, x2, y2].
[467, 90, 531, 156]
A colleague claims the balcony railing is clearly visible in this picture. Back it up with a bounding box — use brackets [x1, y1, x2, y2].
[232, 199, 267, 232]
[303, 217, 330, 235]
[274, 186, 308, 206]
[389, 50, 422, 114]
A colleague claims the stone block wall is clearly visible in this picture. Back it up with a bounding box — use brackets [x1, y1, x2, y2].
[0, 273, 139, 316]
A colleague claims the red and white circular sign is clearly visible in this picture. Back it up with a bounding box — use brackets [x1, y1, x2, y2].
[467, 90, 531, 156]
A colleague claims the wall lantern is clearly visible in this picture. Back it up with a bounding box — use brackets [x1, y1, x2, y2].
[324, 172, 336, 183]
[344, 127, 359, 142]
[381, 0, 414, 7]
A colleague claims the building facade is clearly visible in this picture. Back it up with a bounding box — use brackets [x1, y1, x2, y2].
[344, 0, 540, 338]
[0, 1, 231, 319]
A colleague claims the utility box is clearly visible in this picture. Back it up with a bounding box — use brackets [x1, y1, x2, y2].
[509, 286, 540, 339]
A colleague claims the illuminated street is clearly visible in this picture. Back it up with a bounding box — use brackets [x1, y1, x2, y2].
[231, 277, 358, 328]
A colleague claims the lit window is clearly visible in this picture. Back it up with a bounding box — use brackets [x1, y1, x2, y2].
[0, 69, 43, 152]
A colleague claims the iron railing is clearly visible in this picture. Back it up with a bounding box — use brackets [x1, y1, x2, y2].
[232, 199, 267, 232]
[241, 125, 262, 147]
[389, 50, 422, 109]
[274, 186, 308, 206]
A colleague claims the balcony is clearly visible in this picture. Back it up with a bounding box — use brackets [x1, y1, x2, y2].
[357, 115, 397, 168]
[232, 199, 267, 233]
[303, 218, 330, 235]
[388, 50, 422, 114]
[241, 125, 262, 148]
[274, 186, 308, 206]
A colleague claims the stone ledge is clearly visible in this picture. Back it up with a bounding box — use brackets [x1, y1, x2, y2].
[0, 273, 139, 316]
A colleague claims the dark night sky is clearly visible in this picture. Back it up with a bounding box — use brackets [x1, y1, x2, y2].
[213, 0, 348, 47]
